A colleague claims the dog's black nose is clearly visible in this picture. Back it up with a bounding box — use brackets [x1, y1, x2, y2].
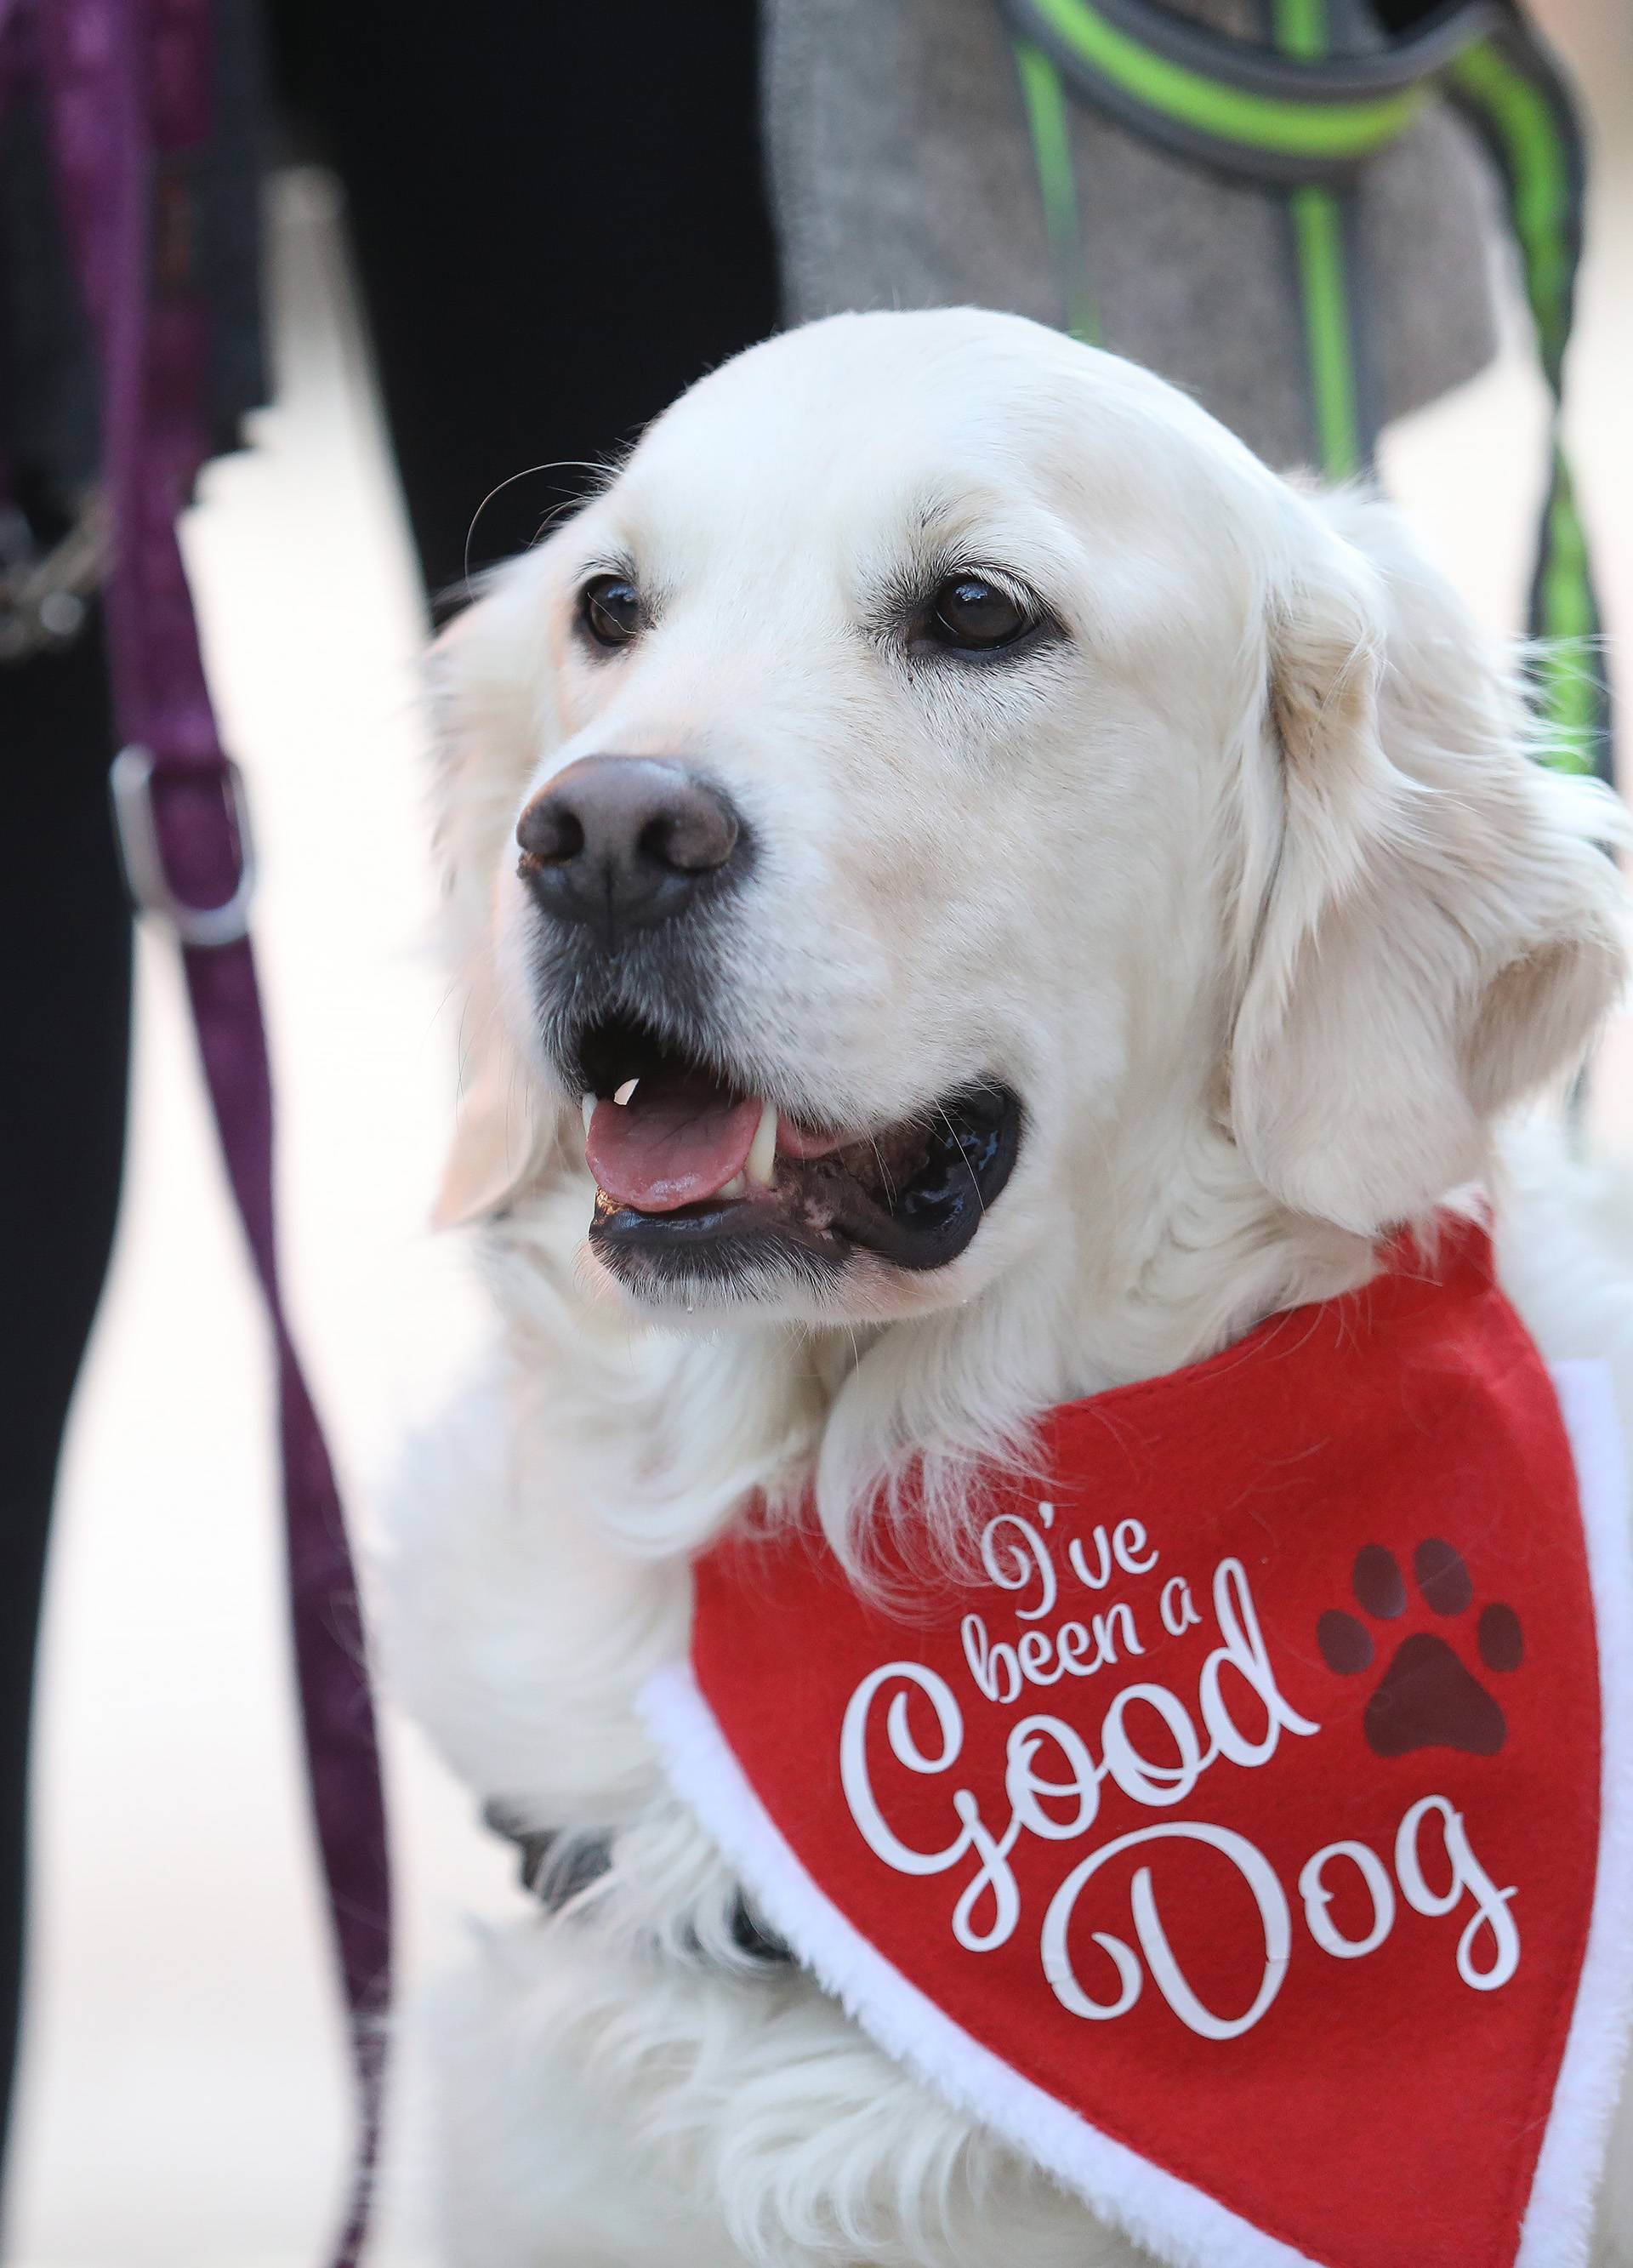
[517, 757, 747, 946]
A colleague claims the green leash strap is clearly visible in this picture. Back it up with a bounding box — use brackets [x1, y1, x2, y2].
[1003, 0, 1611, 782]
[1280, 179, 1373, 478]
[1014, 37, 1101, 342]
[1445, 20, 1609, 778]
[1266, 0, 1379, 482]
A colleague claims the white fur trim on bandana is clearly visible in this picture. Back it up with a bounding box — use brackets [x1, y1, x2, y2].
[1516, 1363, 1633, 2267]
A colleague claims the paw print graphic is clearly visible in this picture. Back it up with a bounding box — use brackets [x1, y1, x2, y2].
[1317, 1541, 1524, 1758]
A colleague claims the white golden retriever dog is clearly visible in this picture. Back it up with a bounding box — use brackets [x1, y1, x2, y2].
[386, 307, 1633, 2265]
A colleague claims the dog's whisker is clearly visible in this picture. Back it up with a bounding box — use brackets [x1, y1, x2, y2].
[461, 455, 619, 585]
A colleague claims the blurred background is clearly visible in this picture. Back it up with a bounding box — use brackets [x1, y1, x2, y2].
[3, 2, 1630, 2259]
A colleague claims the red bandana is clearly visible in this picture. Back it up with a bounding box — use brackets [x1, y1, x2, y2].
[643, 1217, 1633, 2268]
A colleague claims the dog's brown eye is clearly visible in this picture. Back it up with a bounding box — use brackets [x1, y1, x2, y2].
[928, 575, 1031, 652]
[580, 574, 641, 648]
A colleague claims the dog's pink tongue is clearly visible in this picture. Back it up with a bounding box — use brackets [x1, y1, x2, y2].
[587, 1079, 762, 1212]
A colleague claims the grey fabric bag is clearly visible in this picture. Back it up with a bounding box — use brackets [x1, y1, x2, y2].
[760, 0, 1499, 470]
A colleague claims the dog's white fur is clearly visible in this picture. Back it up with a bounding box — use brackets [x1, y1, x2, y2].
[384, 309, 1633, 2265]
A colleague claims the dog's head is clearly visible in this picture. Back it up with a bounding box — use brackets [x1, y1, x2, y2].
[432, 310, 1623, 1326]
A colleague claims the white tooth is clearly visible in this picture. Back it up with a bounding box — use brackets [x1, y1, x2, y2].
[614, 1078, 640, 1107]
[747, 1098, 778, 1188]
[720, 1172, 748, 1200]
[582, 1094, 595, 1137]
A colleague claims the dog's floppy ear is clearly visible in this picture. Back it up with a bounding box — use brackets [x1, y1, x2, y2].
[1229, 497, 1625, 1237]
[427, 555, 559, 1228]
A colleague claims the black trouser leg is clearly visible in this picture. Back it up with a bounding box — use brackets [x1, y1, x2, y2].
[0, 615, 131, 2192]
[271, 0, 781, 597]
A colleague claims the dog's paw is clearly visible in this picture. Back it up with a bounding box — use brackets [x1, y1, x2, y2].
[1317, 1541, 1523, 1758]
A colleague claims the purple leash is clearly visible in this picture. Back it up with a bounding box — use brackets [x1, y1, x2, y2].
[9, 3, 393, 2257]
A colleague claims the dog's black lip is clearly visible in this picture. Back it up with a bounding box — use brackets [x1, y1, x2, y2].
[590, 1200, 849, 1273]
[589, 1084, 1023, 1280]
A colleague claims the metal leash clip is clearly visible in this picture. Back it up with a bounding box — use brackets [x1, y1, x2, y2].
[0, 493, 108, 664]
[109, 744, 258, 949]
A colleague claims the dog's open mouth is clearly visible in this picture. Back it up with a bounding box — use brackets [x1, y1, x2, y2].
[573, 1014, 1021, 1284]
